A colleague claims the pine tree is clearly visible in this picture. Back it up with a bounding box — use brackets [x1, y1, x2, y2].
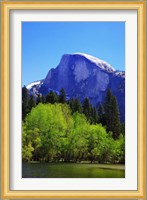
[82, 98, 91, 120]
[41, 95, 45, 104]
[59, 88, 66, 103]
[103, 89, 121, 139]
[103, 89, 113, 132]
[46, 91, 58, 104]
[22, 86, 29, 120]
[92, 107, 98, 124]
[110, 96, 121, 139]
[74, 98, 83, 113]
[36, 94, 42, 105]
[121, 123, 125, 136]
[28, 95, 36, 112]
[89, 104, 94, 124]
[69, 98, 75, 114]
[98, 104, 105, 125]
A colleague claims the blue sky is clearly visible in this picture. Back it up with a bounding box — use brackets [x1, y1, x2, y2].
[22, 22, 125, 86]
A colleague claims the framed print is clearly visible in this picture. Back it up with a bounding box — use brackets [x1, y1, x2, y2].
[1, 1, 146, 199]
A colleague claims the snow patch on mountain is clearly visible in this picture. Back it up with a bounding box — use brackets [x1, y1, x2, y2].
[73, 53, 116, 73]
[114, 71, 125, 78]
[26, 81, 42, 90]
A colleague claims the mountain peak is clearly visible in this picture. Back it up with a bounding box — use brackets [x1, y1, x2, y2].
[70, 53, 116, 73]
[26, 52, 125, 122]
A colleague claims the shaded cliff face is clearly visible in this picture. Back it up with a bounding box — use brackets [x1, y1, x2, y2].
[28, 53, 125, 122]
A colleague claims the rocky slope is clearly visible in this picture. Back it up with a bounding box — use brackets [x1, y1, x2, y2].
[27, 53, 125, 122]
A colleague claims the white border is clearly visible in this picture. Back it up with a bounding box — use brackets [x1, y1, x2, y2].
[10, 10, 137, 190]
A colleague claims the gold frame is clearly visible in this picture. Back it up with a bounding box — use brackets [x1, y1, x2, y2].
[1, 1, 146, 199]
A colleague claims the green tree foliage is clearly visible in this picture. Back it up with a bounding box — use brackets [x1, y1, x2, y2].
[23, 103, 73, 162]
[103, 89, 113, 131]
[82, 98, 98, 124]
[71, 112, 89, 162]
[68, 98, 83, 114]
[110, 96, 121, 139]
[110, 134, 125, 163]
[22, 86, 124, 163]
[46, 90, 58, 104]
[87, 124, 112, 163]
[103, 89, 121, 139]
[28, 95, 36, 112]
[22, 86, 36, 120]
[73, 98, 83, 113]
[59, 88, 66, 103]
[69, 98, 75, 114]
[121, 123, 125, 136]
[22, 124, 34, 162]
[98, 104, 105, 125]
[22, 86, 29, 120]
[41, 95, 45, 104]
[82, 98, 91, 120]
[36, 94, 42, 105]
[22, 103, 125, 163]
[90, 107, 98, 124]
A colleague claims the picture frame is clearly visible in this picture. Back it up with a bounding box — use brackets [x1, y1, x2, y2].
[1, 1, 146, 199]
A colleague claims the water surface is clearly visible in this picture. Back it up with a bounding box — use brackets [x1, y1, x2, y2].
[22, 163, 125, 178]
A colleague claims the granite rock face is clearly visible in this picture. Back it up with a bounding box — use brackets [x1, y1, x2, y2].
[27, 53, 125, 122]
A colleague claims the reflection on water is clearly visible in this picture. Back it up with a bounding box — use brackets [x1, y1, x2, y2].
[22, 162, 125, 178]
